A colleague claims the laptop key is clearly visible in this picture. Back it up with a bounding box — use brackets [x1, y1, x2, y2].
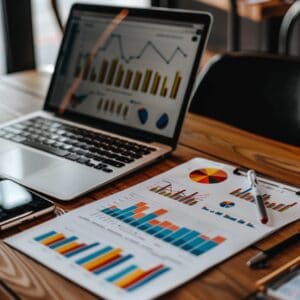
[66, 153, 80, 161]
[21, 139, 69, 157]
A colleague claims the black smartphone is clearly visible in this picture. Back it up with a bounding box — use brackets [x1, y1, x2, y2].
[0, 179, 55, 230]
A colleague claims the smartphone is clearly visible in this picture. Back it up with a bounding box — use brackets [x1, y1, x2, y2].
[0, 179, 55, 230]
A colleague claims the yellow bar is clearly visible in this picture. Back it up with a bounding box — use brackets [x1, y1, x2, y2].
[123, 70, 133, 89]
[115, 269, 145, 288]
[115, 65, 124, 87]
[132, 71, 142, 91]
[106, 58, 119, 85]
[170, 71, 182, 99]
[141, 70, 153, 93]
[150, 72, 161, 95]
[98, 59, 108, 83]
[123, 106, 129, 119]
[83, 248, 122, 271]
[160, 76, 168, 97]
[42, 233, 65, 246]
[56, 242, 79, 254]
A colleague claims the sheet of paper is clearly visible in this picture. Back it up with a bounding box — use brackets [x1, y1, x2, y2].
[5, 158, 300, 300]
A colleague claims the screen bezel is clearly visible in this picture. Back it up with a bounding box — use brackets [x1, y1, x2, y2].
[44, 4, 212, 149]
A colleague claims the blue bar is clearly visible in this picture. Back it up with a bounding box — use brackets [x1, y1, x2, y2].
[94, 254, 133, 275]
[181, 236, 206, 251]
[76, 246, 113, 265]
[154, 229, 173, 239]
[111, 205, 137, 217]
[130, 213, 158, 226]
[50, 236, 78, 249]
[137, 223, 152, 231]
[146, 226, 164, 235]
[191, 240, 217, 256]
[224, 214, 237, 221]
[109, 208, 124, 217]
[106, 265, 138, 282]
[102, 208, 113, 214]
[237, 220, 245, 224]
[34, 231, 57, 241]
[172, 231, 200, 247]
[126, 267, 171, 291]
[117, 211, 134, 220]
[65, 242, 100, 258]
[163, 228, 190, 243]
[123, 217, 135, 223]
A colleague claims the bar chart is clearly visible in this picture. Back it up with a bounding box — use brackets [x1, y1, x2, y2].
[201, 206, 255, 229]
[96, 98, 129, 119]
[101, 202, 226, 256]
[34, 230, 170, 291]
[74, 54, 183, 101]
[230, 188, 297, 212]
[149, 181, 207, 206]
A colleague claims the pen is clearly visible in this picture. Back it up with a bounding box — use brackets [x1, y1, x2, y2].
[247, 170, 268, 225]
[247, 233, 300, 268]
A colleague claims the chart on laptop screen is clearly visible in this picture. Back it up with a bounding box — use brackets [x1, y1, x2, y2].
[49, 11, 203, 137]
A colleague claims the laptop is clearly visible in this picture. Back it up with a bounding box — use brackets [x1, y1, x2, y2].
[0, 4, 212, 200]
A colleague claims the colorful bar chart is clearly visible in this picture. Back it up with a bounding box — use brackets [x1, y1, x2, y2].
[201, 206, 255, 229]
[230, 188, 297, 212]
[149, 182, 207, 206]
[107, 264, 170, 292]
[34, 231, 170, 291]
[101, 202, 226, 256]
[73, 53, 182, 99]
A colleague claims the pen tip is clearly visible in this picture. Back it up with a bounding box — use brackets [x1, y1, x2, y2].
[261, 217, 268, 224]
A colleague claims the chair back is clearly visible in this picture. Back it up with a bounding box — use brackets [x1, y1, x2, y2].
[189, 53, 300, 146]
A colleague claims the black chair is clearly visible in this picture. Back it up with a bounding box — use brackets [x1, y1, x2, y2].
[189, 53, 300, 147]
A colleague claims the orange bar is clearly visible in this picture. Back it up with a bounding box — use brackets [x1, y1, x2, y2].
[149, 220, 160, 226]
[42, 233, 65, 246]
[169, 225, 179, 231]
[154, 209, 168, 216]
[57, 242, 80, 254]
[137, 202, 147, 207]
[160, 221, 172, 228]
[133, 206, 149, 214]
[212, 236, 226, 244]
[133, 213, 145, 219]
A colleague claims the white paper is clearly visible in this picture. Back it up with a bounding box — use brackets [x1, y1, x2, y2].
[5, 158, 300, 300]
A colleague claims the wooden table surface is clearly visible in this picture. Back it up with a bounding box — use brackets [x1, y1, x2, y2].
[0, 68, 299, 300]
[196, 0, 291, 22]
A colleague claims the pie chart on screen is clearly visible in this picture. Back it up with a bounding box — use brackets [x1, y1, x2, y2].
[189, 168, 228, 184]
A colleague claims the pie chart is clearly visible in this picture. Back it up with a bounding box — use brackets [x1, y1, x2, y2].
[189, 168, 228, 184]
[220, 201, 235, 208]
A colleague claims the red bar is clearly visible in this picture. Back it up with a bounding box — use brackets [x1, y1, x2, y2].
[61, 243, 86, 255]
[122, 264, 164, 289]
[89, 254, 121, 272]
[149, 220, 160, 226]
[133, 213, 145, 219]
[212, 236, 226, 244]
[154, 209, 168, 216]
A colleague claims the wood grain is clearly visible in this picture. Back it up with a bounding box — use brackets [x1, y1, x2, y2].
[0, 69, 298, 300]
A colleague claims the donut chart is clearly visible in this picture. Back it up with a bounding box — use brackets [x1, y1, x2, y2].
[189, 168, 228, 184]
[220, 201, 235, 208]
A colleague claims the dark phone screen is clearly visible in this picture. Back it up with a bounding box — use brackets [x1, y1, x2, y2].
[0, 180, 53, 222]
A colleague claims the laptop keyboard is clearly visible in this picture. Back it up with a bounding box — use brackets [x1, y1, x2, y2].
[0, 117, 157, 173]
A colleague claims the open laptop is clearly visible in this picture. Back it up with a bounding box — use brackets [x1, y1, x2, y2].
[0, 4, 212, 200]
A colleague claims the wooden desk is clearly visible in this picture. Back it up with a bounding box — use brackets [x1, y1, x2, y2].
[0, 69, 299, 300]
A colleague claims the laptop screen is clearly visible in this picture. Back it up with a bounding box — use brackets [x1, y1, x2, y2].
[46, 6, 208, 141]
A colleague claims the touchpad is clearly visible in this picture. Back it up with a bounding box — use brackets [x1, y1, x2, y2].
[0, 147, 57, 179]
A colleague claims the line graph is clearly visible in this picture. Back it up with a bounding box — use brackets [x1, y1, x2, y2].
[96, 33, 188, 64]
